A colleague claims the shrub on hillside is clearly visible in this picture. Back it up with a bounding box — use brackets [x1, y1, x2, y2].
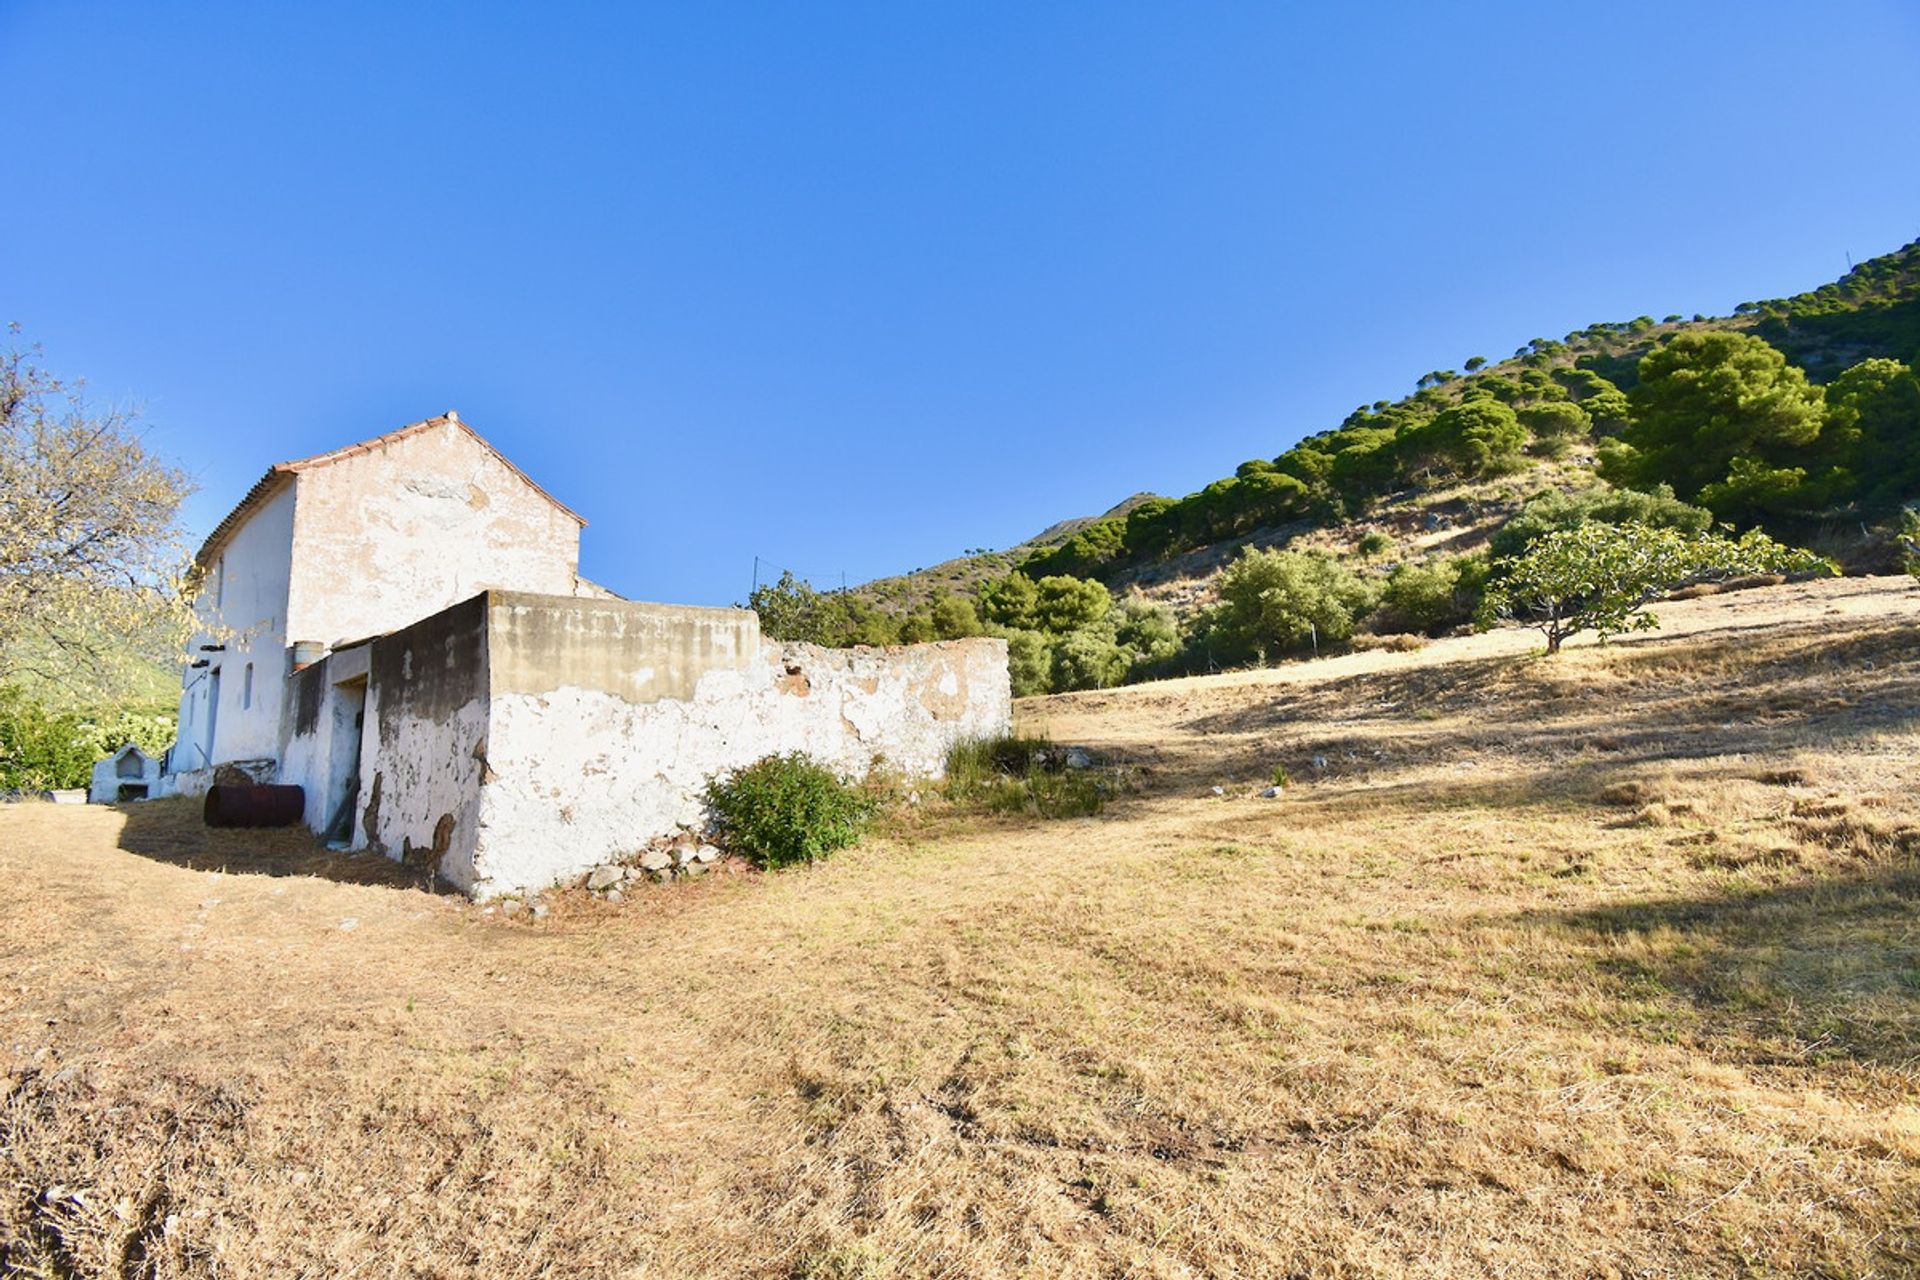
[929, 595, 982, 638]
[1049, 625, 1130, 692]
[1200, 548, 1380, 665]
[1519, 401, 1592, 443]
[1030, 575, 1112, 633]
[702, 752, 874, 870]
[978, 573, 1110, 633]
[1113, 593, 1181, 675]
[1371, 555, 1489, 637]
[1356, 530, 1393, 557]
[748, 571, 901, 647]
[1899, 508, 1920, 579]
[1600, 330, 1837, 522]
[1404, 400, 1530, 478]
[1826, 358, 1920, 511]
[1488, 484, 1711, 562]
[997, 628, 1053, 698]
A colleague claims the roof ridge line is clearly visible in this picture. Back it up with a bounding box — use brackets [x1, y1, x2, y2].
[194, 411, 585, 568]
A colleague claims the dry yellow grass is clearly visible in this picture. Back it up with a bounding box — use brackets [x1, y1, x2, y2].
[3, 575, 1918, 1278]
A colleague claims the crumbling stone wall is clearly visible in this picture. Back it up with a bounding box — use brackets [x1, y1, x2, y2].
[466, 593, 1010, 897]
[281, 590, 1012, 897]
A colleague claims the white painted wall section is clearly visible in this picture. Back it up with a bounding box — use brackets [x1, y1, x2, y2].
[173, 483, 296, 773]
[463, 593, 1011, 897]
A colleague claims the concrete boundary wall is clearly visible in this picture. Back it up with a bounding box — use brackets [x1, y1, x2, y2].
[266, 590, 1012, 897]
[468, 593, 1009, 895]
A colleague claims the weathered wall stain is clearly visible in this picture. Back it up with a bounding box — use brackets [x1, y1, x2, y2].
[292, 664, 327, 737]
[286, 418, 583, 649]
[371, 594, 488, 741]
[361, 772, 383, 854]
[486, 593, 758, 705]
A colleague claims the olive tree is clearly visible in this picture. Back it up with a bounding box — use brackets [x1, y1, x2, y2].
[1480, 521, 1829, 653]
[0, 333, 195, 695]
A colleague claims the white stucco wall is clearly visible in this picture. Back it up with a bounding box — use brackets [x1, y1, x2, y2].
[285, 420, 584, 649]
[460, 593, 1012, 897]
[173, 483, 296, 774]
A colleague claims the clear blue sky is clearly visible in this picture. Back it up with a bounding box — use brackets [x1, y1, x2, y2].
[6, 2, 1918, 606]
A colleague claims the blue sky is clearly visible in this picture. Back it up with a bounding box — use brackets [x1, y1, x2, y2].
[5, 2, 1919, 606]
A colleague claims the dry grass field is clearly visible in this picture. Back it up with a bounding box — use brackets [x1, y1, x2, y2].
[3, 575, 1918, 1278]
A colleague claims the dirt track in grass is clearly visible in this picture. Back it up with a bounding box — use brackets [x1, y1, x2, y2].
[3, 574, 1918, 1278]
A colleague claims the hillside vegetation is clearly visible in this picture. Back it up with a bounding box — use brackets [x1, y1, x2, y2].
[4, 575, 1916, 1277]
[762, 237, 1920, 695]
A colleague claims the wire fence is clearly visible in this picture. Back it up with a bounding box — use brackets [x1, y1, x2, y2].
[749, 554, 852, 600]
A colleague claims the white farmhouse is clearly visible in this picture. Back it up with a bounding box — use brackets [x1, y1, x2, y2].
[167, 413, 1011, 896]
[173, 411, 601, 782]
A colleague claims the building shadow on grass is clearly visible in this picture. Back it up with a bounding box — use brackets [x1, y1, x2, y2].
[114, 796, 441, 891]
[1512, 866, 1920, 1069]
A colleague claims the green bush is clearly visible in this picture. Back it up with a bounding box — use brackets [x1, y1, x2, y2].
[1405, 400, 1530, 477]
[0, 688, 175, 791]
[978, 571, 1199, 696]
[1519, 400, 1592, 443]
[996, 628, 1053, 698]
[944, 736, 1105, 819]
[929, 595, 981, 638]
[1202, 548, 1380, 665]
[1372, 556, 1487, 637]
[1030, 575, 1112, 633]
[1113, 592, 1181, 675]
[747, 571, 903, 647]
[1049, 625, 1129, 692]
[1488, 484, 1712, 562]
[702, 752, 874, 870]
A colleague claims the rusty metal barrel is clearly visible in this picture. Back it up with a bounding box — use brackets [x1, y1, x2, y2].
[204, 784, 305, 828]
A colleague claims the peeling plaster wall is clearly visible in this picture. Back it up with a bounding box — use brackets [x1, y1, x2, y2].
[278, 643, 374, 837]
[173, 483, 296, 774]
[468, 593, 1011, 896]
[361, 595, 492, 887]
[286, 420, 584, 649]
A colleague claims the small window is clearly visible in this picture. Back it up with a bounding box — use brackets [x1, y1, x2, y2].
[242, 662, 253, 710]
[214, 557, 225, 610]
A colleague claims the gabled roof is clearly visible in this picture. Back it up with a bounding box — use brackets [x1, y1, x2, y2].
[195, 411, 586, 567]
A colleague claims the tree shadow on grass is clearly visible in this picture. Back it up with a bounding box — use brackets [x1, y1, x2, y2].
[1117, 620, 1920, 798]
[1181, 621, 1918, 738]
[1512, 865, 1920, 1070]
[114, 797, 440, 891]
